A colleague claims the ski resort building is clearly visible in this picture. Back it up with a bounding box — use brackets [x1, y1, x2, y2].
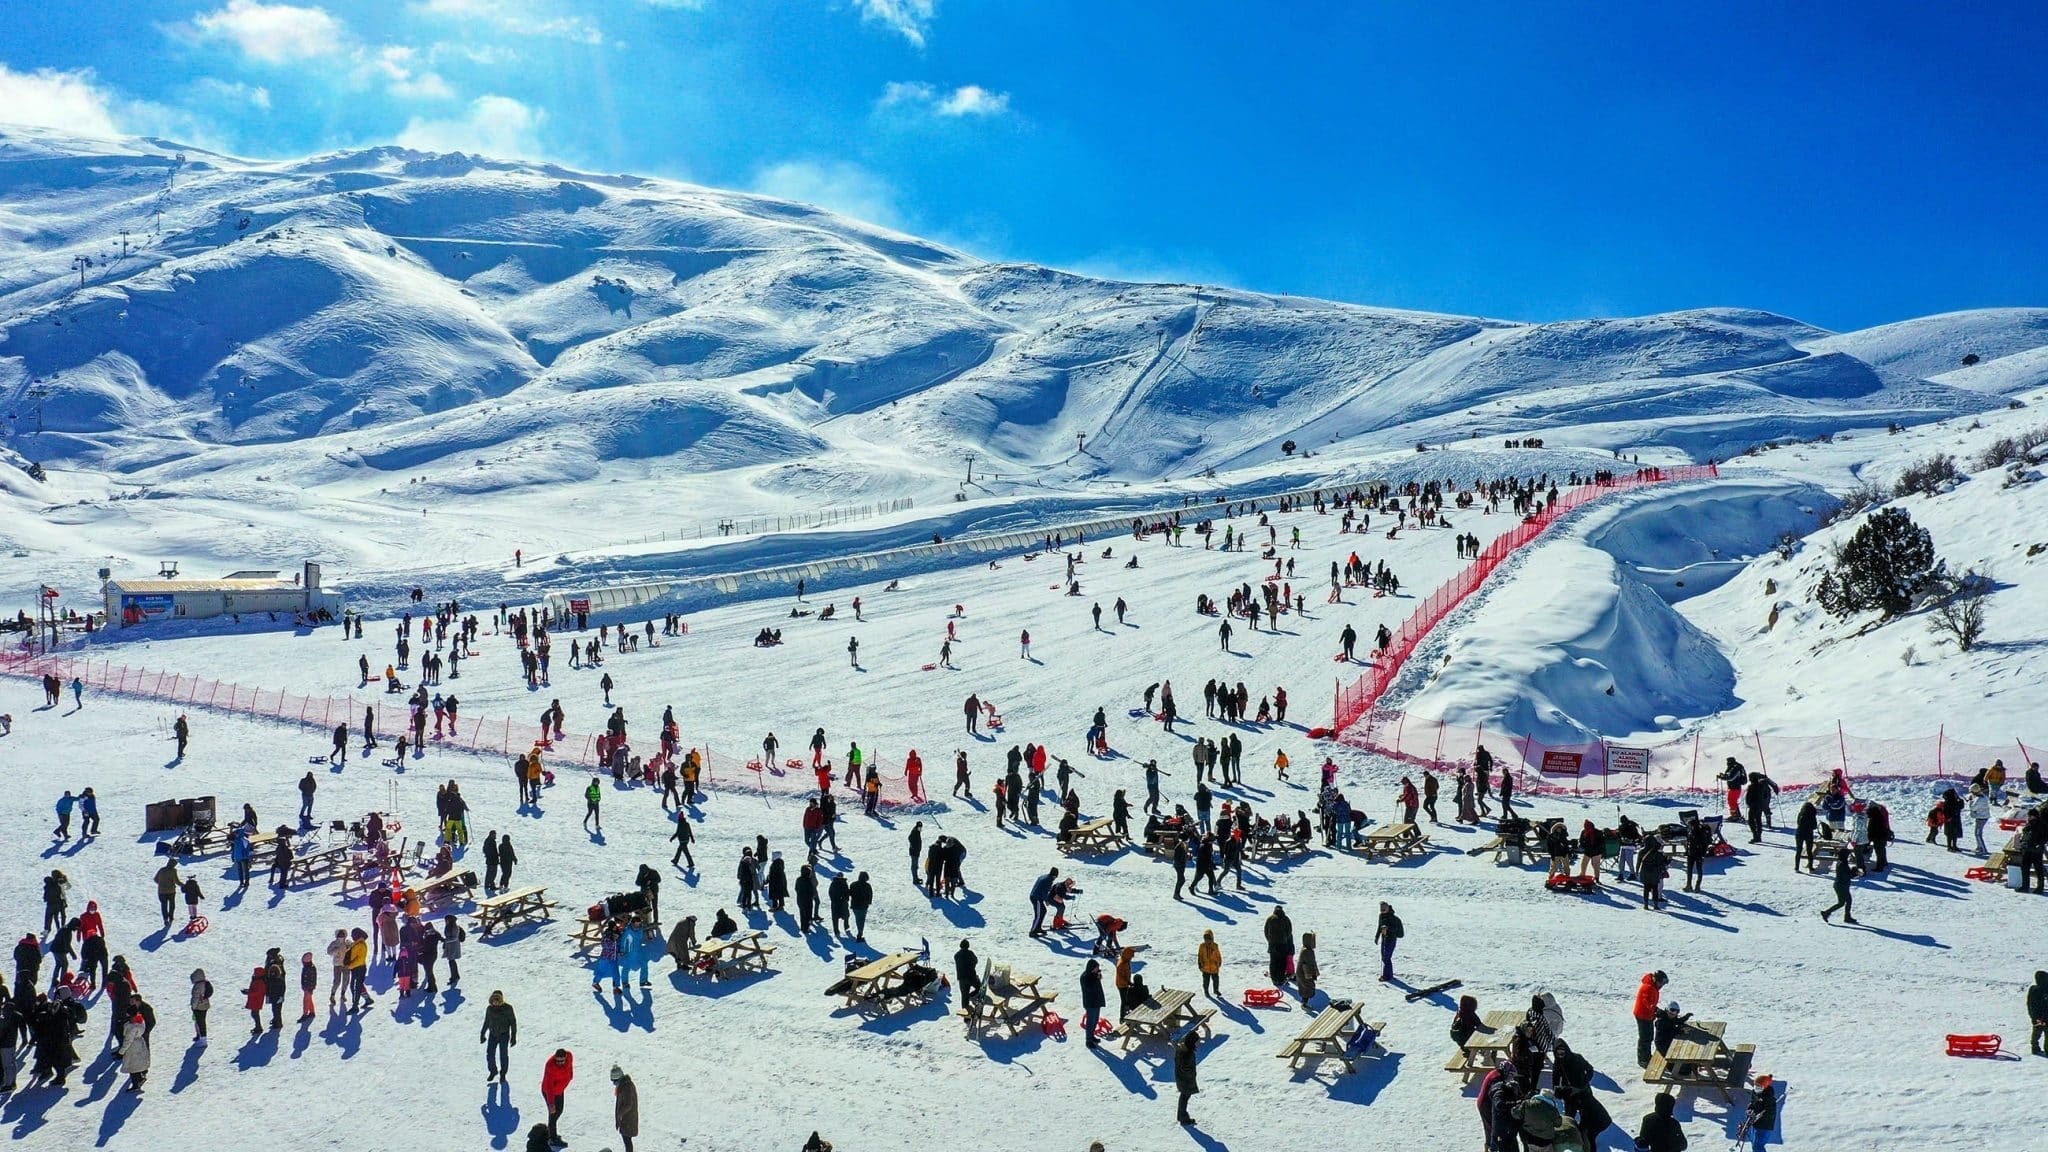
[103, 562, 341, 627]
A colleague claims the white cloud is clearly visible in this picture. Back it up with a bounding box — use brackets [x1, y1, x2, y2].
[369, 45, 454, 100]
[857, 0, 937, 48]
[396, 94, 546, 156]
[191, 1, 347, 63]
[192, 77, 273, 110]
[753, 160, 901, 229]
[0, 65, 123, 136]
[878, 80, 1009, 118]
[410, 0, 606, 46]
[936, 84, 1006, 117]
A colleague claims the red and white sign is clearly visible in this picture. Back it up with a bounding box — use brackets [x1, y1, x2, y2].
[569, 598, 590, 614]
[1539, 751, 1584, 777]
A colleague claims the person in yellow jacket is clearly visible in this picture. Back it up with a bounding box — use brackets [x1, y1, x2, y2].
[344, 928, 371, 1011]
[1197, 929, 1222, 997]
[1274, 750, 1291, 782]
[681, 749, 702, 804]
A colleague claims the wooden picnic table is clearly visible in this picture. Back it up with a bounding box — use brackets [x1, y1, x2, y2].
[284, 845, 353, 887]
[468, 885, 561, 938]
[1278, 1003, 1385, 1073]
[1358, 822, 1429, 861]
[1645, 1020, 1754, 1101]
[1112, 987, 1216, 1048]
[1444, 1010, 1527, 1083]
[695, 931, 776, 980]
[1060, 817, 1126, 856]
[339, 853, 407, 899]
[408, 869, 475, 910]
[959, 965, 1058, 1037]
[1241, 835, 1315, 862]
[835, 950, 934, 1011]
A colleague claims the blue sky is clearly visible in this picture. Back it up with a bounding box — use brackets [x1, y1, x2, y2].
[2, 1, 2043, 331]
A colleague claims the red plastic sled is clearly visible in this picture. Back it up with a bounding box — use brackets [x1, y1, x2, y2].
[1946, 1034, 2002, 1057]
[1241, 988, 1283, 1008]
[1963, 867, 2002, 882]
[1041, 1011, 1067, 1039]
[183, 916, 210, 936]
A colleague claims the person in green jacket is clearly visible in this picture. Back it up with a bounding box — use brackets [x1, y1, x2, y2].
[480, 990, 517, 1083]
[583, 777, 602, 832]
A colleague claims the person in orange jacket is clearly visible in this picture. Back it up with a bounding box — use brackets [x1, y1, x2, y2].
[1632, 970, 1667, 1067]
[541, 1048, 574, 1146]
[1196, 930, 1222, 997]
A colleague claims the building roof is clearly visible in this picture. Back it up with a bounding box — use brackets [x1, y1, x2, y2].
[107, 578, 301, 594]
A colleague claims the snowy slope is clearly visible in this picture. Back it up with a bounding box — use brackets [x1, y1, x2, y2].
[3, 496, 2042, 1152]
[6, 125, 2048, 618]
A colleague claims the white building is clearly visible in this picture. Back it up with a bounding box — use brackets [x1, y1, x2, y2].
[104, 562, 342, 627]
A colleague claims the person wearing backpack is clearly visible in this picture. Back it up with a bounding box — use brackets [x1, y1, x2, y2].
[1373, 902, 1403, 982]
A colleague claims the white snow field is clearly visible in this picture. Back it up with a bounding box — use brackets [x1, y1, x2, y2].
[4, 497, 2047, 1152]
[4, 126, 2048, 1152]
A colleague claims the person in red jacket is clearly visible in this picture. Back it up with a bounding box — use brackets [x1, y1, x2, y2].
[1632, 970, 1667, 1067]
[541, 1048, 574, 1146]
[79, 900, 106, 942]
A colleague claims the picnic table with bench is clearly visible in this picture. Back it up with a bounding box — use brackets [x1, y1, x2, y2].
[1278, 1002, 1385, 1073]
[284, 845, 354, 887]
[694, 931, 777, 980]
[409, 869, 475, 911]
[1644, 1020, 1754, 1101]
[1357, 822, 1430, 861]
[468, 885, 562, 938]
[1445, 1010, 1527, 1083]
[959, 964, 1058, 1037]
[1241, 835, 1316, 863]
[1112, 987, 1216, 1048]
[835, 950, 934, 1011]
[340, 852, 407, 899]
[1059, 817, 1126, 856]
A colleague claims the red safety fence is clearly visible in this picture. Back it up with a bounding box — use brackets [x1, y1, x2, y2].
[1337, 706, 2041, 797]
[0, 649, 925, 806]
[1332, 465, 1720, 734]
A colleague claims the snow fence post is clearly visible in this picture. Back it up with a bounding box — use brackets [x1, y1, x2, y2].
[1936, 725, 1944, 778]
[1837, 722, 1850, 780]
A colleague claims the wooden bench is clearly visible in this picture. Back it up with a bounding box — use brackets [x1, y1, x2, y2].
[1112, 988, 1216, 1049]
[469, 885, 561, 938]
[1358, 822, 1429, 861]
[959, 965, 1058, 1037]
[695, 931, 776, 980]
[1278, 1004, 1384, 1073]
[1059, 817, 1126, 856]
[1445, 1010, 1525, 1083]
[340, 854, 407, 900]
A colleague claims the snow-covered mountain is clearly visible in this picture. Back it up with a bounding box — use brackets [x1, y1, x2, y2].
[7, 125, 2047, 497]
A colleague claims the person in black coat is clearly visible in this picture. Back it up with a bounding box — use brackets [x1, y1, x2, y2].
[1820, 845, 1858, 924]
[2031, 970, 2048, 1056]
[1550, 1038, 1594, 1096]
[1560, 1082, 1611, 1148]
[954, 941, 981, 1004]
[1263, 906, 1294, 986]
[1487, 1076, 1522, 1152]
[1640, 836, 1670, 910]
[1080, 958, 1106, 1049]
[794, 865, 819, 933]
[1635, 1090, 1689, 1152]
[481, 831, 501, 891]
[497, 835, 517, 889]
[1172, 1030, 1200, 1125]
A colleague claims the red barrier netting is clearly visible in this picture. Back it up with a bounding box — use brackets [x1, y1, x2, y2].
[1333, 466, 1720, 734]
[0, 650, 922, 806]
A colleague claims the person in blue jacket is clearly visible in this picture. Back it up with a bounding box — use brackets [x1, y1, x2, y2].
[229, 827, 254, 891]
[54, 791, 76, 839]
[621, 919, 653, 991]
